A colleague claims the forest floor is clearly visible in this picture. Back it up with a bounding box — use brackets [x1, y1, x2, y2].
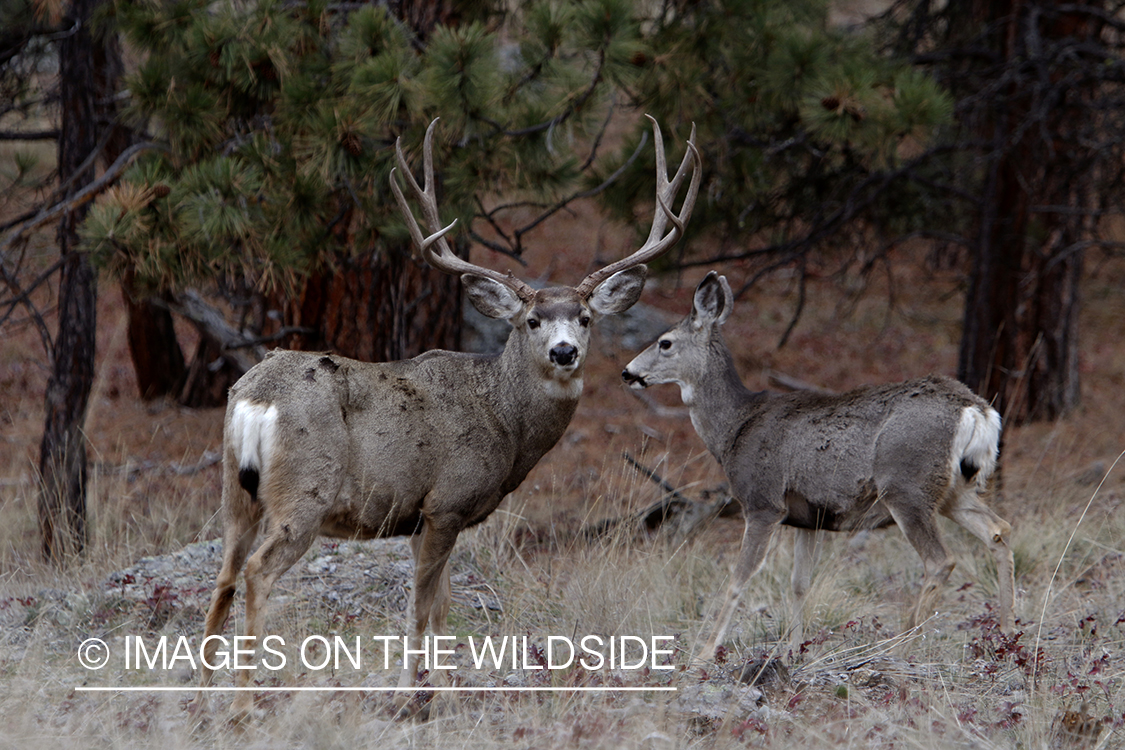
[2, 193, 1125, 748]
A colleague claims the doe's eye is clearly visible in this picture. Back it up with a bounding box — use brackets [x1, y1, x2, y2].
[658, 339, 672, 351]
[527, 319, 540, 330]
[579, 316, 591, 328]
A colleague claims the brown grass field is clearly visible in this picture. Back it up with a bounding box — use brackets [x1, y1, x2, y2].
[1, 187, 1124, 748]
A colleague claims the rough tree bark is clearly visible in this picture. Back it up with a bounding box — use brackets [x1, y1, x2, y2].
[38, 0, 110, 561]
[284, 3, 467, 364]
[956, 0, 1091, 423]
[290, 245, 463, 363]
[123, 283, 187, 400]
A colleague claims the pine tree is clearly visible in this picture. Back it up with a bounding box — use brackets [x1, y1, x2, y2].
[81, 0, 966, 398]
[595, 0, 954, 343]
[83, 0, 646, 388]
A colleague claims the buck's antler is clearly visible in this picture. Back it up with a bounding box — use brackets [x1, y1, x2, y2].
[575, 116, 702, 298]
[390, 119, 535, 301]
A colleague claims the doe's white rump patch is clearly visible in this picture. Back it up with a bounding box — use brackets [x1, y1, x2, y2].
[229, 401, 279, 474]
[951, 405, 1001, 481]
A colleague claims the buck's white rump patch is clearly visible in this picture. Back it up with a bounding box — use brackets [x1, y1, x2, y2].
[229, 401, 279, 474]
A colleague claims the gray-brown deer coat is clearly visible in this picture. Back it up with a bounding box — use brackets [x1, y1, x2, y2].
[197, 119, 701, 716]
[622, 272, 1015, 660]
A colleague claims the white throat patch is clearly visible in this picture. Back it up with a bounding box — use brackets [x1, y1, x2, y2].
[544, 376, 584, 401]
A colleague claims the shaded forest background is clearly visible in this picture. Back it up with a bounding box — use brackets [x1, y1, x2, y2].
[3, 0, 1125, 562]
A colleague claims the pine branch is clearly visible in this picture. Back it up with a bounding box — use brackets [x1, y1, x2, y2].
[0, 141, 167, 259]
[477, 49, 606, 138]
[472, 130, 649, 257]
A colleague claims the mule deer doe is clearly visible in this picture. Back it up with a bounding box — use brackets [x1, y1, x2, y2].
[621, 272, 1014, 660]
[196, 119, 701, 716]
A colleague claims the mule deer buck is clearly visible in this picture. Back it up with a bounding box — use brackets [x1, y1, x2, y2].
[621, 272, 1014, 660]
[196, 118, 701, 716]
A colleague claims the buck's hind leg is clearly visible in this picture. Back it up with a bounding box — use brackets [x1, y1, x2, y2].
[196, 464, 263, 713]
[199, 520, 259, 686]
[229, 518, 321, 718]
[941, 490, 1014, 631]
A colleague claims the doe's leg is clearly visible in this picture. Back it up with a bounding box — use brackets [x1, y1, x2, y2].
[789, 528, 821, 651]
[886, 489, 955, 632]
[409, 532, 452, 637]
[696, 508, 782, 663]
[941, 489, 1015, 631]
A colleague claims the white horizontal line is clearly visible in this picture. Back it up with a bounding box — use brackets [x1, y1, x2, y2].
[75, 685, 676, 693]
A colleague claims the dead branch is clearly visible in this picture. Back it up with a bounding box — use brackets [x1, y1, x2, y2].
[626, 385, 691, 418]
[160, 289, 315, 365]
[94, 449, 221, 480]
[0, 141, 167, 260]
[160, 290, 262, 373]
[764, 369, 836, 394]
[582, 452, 736, 542]
[472, 130, 650, 259]
[0, 130, 59, 141]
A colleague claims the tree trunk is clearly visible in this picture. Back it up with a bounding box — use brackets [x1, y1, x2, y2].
[179, 331, 242, 408]
[104, 43, 187, 402]
[39, 253, 95, 561]
[289, 245, 462, 362]
[122, 276, 186, 400]
[956, 0, 1089, 424]
[38, 0, 117, 562]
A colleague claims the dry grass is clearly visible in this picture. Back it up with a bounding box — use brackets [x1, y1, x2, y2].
[3, 187, 1125, 747]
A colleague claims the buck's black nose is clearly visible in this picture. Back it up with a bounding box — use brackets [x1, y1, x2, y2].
[550, 344, 578, 367]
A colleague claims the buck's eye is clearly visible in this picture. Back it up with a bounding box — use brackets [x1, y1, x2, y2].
[527, 318, 540, 330]
[659, 339, 672, 351]
[579, 315, 591, 328]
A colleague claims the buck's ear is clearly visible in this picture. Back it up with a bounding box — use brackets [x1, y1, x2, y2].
[691, 271, 734, 328]
[588, 265, 647, 316]
[463, 274, 524, 320]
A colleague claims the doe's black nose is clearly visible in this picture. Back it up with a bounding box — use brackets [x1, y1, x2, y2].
[621, 368, 643, 386]
[549, 343, 578, 367]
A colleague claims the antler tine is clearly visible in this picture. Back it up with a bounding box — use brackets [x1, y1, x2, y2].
[646, 119, 697, 247]
[576, 118, 702, 298]
[390, 119, 535, 300]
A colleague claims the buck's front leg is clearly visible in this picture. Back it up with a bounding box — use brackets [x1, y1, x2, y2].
[396, 516, 460, 714]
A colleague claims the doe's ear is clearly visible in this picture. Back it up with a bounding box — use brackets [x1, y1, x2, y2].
[588, 265, 647, 316]
[463, 274, 524, 320]
[691, 271, 734, 328]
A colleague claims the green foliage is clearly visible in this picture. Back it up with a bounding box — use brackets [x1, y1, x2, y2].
[596, 0, 955, 255]
[85, 0, 644, 292]
[84, 0, 953, 293]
